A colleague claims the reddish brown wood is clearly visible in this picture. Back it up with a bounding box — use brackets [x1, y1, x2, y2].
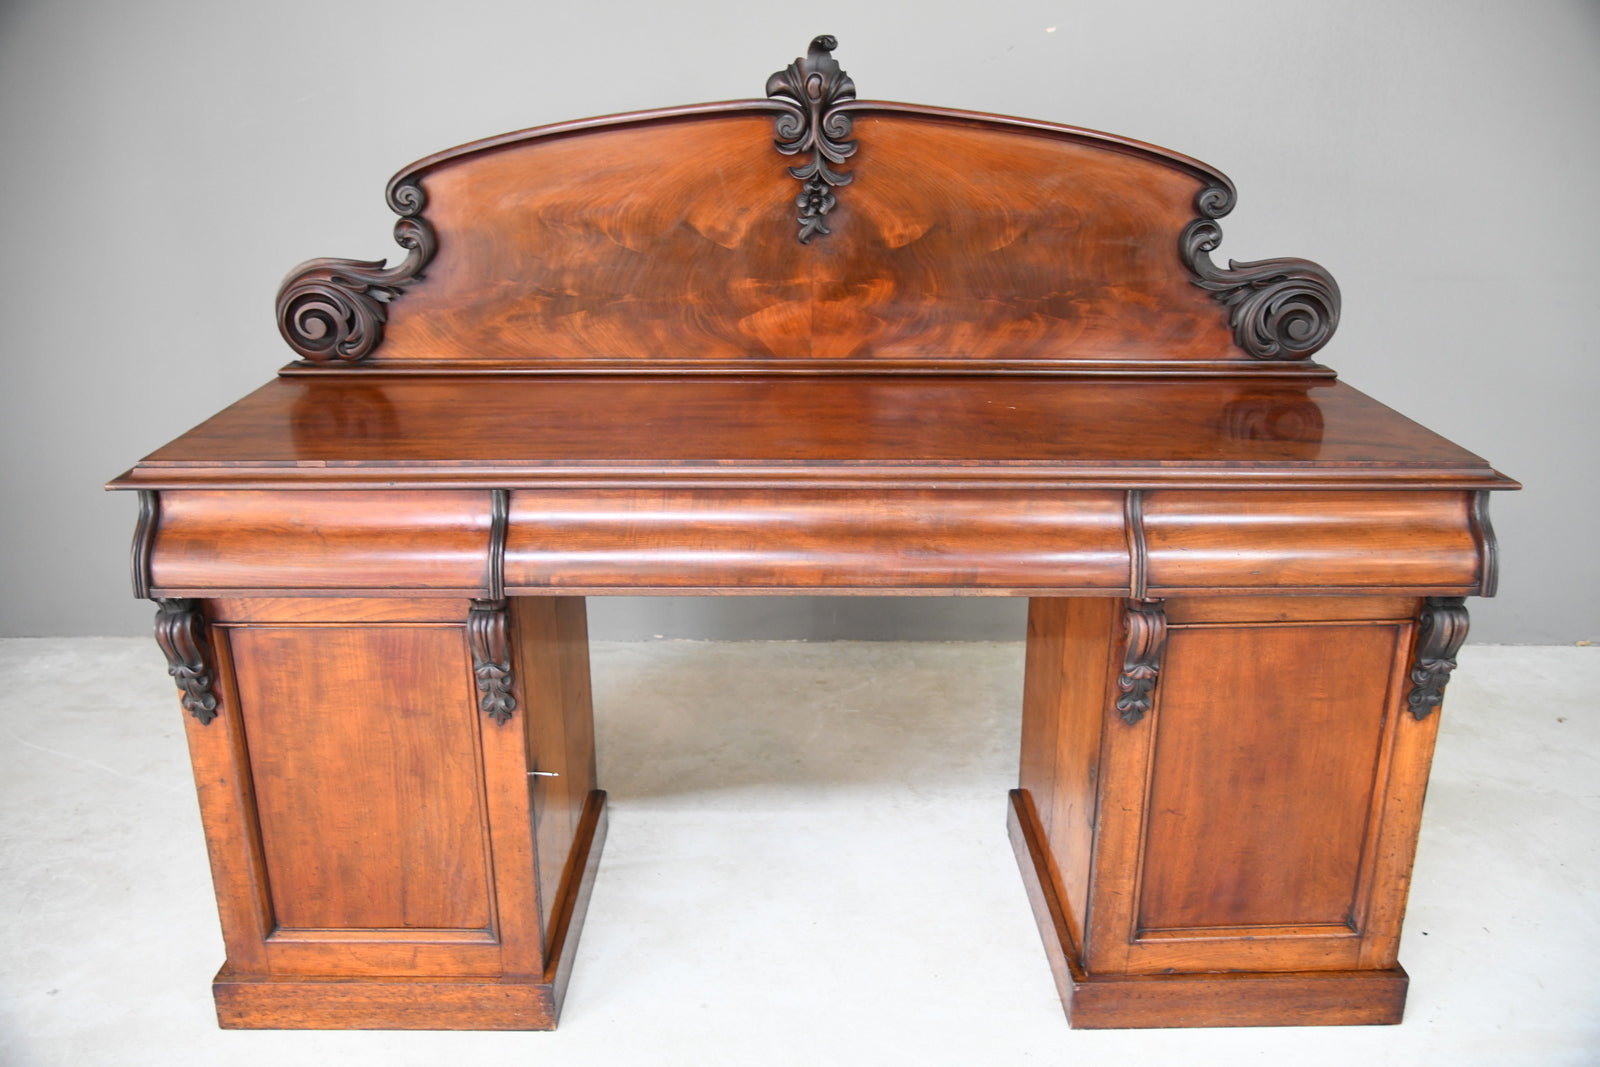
[504, 487, 1129, 593]
[1015, 595, 1451, 1026]
[364, 110, 1244, 368]
[1019, 598, 1115, 954]
[149, 490, 493, 595]
[114, 377, 1511, 491]
[227, 624, 493, 938]
[1143, 490, 1483, 593]
[511, 598, 598, 945]
[174, 598, 607, 1027]
[1009, 789, 1408, 1029]
[110, 54, 1519, 1033]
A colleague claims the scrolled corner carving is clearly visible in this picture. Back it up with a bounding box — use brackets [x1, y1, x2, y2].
[468, 599, 517, 726]
[153, 599, 219, 725]
[1180, 184, 1341, 360]
[274, 178, 437, 362]
[1115, 598, 1168, 725]
[767, 35, 857, 243]
[1406, 596, 1470, 720]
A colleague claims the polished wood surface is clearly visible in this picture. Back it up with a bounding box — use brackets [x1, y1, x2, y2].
[1015, 595, 1439, 1024]
[112, 49, 1517, 1032]
[117, 376, 1508, 490]
[504, 487, 1129, 593]
[370, 108, 1242, 368]
[1008, 790, 1409, 1029]
[177, 597, 606, 1028]
[150, 490, 491, 594]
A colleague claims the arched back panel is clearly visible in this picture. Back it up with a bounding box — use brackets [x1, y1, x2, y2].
[276, 39, 1337, 375]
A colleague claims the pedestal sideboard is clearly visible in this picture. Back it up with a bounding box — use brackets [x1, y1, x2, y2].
[109, 38, 1516, 1030]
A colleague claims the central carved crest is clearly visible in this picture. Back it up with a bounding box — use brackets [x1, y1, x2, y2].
[766, 35, 857, 242]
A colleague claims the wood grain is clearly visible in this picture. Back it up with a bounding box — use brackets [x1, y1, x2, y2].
[511, 598, 598, 947]
[118, 377, 1513, 493]
[1020, 596, 1440, 1006]
[226, 625, 492, 935]
[1137, 622, 1399, 933]
[369, 109, 1239, 367]
[1019, 598, 1115, 954]
[1008, 790, 1408, 1028]
[150, 490, 492, 594]
[503, 487, 1128, 592]
[1143, 490, 1483, 593]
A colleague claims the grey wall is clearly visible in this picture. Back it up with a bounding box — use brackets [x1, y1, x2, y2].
[2, 0, 1595, 642]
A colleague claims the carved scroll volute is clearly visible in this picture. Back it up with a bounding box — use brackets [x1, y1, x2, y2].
[1115, 599, 1168, 725]
[767, 35, 857, 243]
[1180, 185, 1341, 360]
[1406, 596, 1470, 720]
[468, 599, 517, 725]
[153, 599, 219, 725]
[275, 179, 437, 362]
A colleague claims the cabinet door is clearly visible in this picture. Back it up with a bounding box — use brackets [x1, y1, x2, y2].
[183, 598, 544, 979]
[1082, 597, 1440, 975]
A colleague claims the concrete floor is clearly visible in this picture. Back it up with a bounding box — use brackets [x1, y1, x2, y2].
[0, 639, 1595, 1065]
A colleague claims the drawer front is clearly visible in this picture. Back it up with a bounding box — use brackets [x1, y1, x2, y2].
[149, 490, 493, 595]
[503, 488, 1130, 593]
[1142, 490, 1481, 594]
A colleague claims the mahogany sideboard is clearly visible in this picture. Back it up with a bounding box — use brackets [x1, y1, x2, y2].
[108, 38, 1517, 1031]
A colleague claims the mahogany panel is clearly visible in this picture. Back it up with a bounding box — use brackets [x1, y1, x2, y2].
[213, 972, 558, 1031]
[150, 490, 492, 594]
[1032, 597, 1440, 980]
[1164, 595, 1414, 625]
[1008, 791, 1409, 1029]
[225, 625, 492, 936]
[179, 620, 273, 975]
[511, 598, 598, 944]
[209, 598, 472, 624]
[373, 110, 1235, 367]
[1136, 622, 1399, 932]
[503, 488, 1128, 592]
[1143, 490, 1482, 592]
[1019, 598, 1115, 954]
[212, 791, 609, 1029]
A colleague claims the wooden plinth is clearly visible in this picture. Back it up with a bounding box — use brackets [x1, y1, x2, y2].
[1007, 790, 1407, 1029]
[215, 791, 608, 1031]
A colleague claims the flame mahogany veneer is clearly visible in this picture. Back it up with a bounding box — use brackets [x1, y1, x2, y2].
[109, 38, 1515, 1031]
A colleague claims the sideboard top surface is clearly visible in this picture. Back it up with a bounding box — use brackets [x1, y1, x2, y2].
[112, 376, 1513, 492]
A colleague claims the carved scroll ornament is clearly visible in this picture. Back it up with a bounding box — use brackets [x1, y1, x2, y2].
[767, 35, 857, 243]
[153, 599, 219, 725]
[275, 180, 437, 362]
[1180, 185, 1341, 360]
[1405, 596, 1469, 720]
[468, 599, 517, 725]
[1115, 599, 1168, 725]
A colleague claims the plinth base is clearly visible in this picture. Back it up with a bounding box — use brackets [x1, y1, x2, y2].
[214, 791, 608, 1030]
[1007, 789, 1409, 1029]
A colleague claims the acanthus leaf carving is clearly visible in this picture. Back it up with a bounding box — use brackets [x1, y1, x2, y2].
[1115, 598, 1168, 725]
[468, 599, 517, 725]
[1180, 185, 1341, 360]
[153, 599, 219, 725]
[1406, 596, 1469, 720]
[275, 179, 437, 362]
[767, 35, 857, 243]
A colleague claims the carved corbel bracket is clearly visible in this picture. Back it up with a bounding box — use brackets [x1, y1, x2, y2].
[1115, 599, 1168, 725]
[1405, 596, 1470, 720]
[275, 179, 437, 362]
[1180, 185, 1341, 360]
[767, 35, 857, 243]
[468, 599, 517, 725]
[153, 599, 219, 725]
